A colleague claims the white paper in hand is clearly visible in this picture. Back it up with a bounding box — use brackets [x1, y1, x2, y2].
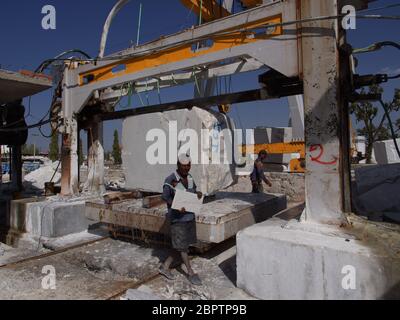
[172, 189, 204, 215]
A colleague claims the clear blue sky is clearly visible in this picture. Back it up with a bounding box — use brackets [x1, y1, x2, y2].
[0, 0, 399, 152]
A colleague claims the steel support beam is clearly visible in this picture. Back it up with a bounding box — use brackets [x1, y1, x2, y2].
[97, 89, 269, 121]
[301, 0, 350, 225]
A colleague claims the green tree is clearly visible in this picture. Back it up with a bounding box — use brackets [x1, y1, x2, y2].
[350, 85, 400, 163]
[104, 151, 111, 162]
[49, 133, 59, 161]
[22, 144, 40, 156]
[112, 130, 122, 165]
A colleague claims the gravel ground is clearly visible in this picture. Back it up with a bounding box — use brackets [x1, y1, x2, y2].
[0, 235, 256, 300]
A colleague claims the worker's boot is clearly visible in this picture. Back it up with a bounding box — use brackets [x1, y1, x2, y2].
[159, 265, 176, 280]
[188, 274, 202, 286]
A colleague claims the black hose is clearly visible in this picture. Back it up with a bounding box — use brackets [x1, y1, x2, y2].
[353, 41, 400, 79]
[35, 49, 92, 73]
[0, 120, 51, 132]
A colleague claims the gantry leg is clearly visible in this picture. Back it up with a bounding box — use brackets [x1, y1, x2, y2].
[301, 0, 351, 225]
[84, 117, 105, 195]
[61, 119, 79, 196]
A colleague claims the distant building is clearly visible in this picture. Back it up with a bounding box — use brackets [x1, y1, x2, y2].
[1, 145, 11, 155]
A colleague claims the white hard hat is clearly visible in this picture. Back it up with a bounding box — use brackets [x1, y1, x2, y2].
[178, 153, 192, 165]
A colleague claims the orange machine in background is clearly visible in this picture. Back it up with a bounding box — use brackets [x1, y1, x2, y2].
[241, 141, 306, 173]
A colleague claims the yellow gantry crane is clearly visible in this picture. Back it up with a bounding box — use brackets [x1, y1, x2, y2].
[178, 1, 306, 174]
[180, 0, 263, 23]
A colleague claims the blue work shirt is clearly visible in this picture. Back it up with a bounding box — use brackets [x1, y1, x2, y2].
[162, 171, 197, 223]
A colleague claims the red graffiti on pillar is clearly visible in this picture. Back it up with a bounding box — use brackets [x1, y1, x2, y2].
[309, 144, 338, 165]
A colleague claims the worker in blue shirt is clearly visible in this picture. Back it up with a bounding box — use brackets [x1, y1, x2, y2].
[159, 154, 203, 286]
[250, 150, 272, 193]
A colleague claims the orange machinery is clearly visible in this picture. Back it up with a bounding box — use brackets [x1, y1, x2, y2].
[242, 141, 306, 173]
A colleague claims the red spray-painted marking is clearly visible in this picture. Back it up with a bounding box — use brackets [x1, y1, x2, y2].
[309, 144, 338, 165]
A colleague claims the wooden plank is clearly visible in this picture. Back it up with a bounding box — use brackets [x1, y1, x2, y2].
[103, 191, 143, 205]
[142, 195, 164, 209]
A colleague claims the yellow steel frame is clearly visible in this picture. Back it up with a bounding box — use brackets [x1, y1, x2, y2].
[240, 0, 263, 8]
[180, 0, 232, 22]
[79, 14, 282, 86]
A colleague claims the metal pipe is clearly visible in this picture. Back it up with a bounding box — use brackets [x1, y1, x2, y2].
[99, 0, 132, 58]
[136, 3, 143, 46]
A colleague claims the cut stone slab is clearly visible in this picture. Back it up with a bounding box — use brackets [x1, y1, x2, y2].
[41, 229, 109, 251]
[237, 216, 400, 300]
[86, 192, 287, 244]
[353, 164, 400, 214]
[354, 163, 400, 195]
[383, 212, 400, 225]
[7, 196, 96, 248]
[0, 69, 52, 104]
[122, 107, 237, 195]
[374, 139, 400, 164]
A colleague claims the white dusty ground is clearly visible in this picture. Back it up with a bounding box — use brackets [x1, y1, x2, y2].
[0, 232, 256, 300]
[24, 161, 61, 191]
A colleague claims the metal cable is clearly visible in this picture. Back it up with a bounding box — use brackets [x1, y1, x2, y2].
[353, 41, 400, 79]
[28, 14, 400, 67]
[0, 119, 51, 132]
[360, 3, 400, 13]
[379, 99, 400, 159]
[35, 49, 92, 73]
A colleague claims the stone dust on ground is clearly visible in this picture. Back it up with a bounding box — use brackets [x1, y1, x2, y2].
[0, 236, 255, 300]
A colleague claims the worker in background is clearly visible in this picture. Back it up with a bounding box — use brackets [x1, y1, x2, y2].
[159, 154, 203, 286]
[250, 150, 272, 193]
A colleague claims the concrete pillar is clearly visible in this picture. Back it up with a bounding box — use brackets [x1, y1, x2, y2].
[85, 119, 105, 194]
[301, 0, 349, 225]
[61, 119, 79, 196]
